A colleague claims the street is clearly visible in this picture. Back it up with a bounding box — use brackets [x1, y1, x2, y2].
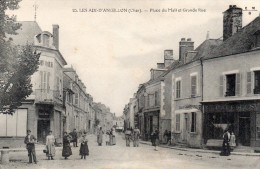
[2, 133, 260, 169]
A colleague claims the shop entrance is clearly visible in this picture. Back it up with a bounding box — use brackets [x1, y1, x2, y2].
[239, 115, 250, 146]
[37, 120, 50, 144]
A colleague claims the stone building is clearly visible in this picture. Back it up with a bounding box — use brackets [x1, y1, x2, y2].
[202, 6, 260, 149]
[63, 67, 94, 134]
[0, 22, 67, 147]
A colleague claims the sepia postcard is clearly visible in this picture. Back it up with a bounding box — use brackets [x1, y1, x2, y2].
[1, 0, 260, 168]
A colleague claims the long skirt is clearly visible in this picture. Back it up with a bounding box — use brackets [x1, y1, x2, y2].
[62, 143, 72, 157]
[112, 136, 116, 145]
[220, 141, 230, 156]
[79, 143, 89, 156]
[97, 135, 103, 144]
[46, 144, 56, 157]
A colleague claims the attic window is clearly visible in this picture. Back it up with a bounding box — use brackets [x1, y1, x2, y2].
[36, 34, 41, 43]
[253, 30, 260, 48]
[42, 34, 50, 47]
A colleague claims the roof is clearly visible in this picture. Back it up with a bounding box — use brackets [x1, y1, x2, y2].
[204, 16, 260, 59]
[6, 21, 42, 45]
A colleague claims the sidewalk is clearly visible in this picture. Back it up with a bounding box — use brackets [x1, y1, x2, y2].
[139, 140, 260, 157]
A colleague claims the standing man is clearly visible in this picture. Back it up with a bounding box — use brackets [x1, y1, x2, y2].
[97, 127, 104, 146]
[24, 130, 37, 164]
[71, 129, 78, 147]
[133, 127, 140, 147]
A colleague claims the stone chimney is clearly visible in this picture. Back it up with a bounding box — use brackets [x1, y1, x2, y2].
[164, 49, 174, 67]
[53, 24, 59, 50]
[223, 5, 242, 41]
[179, 38, 194, 62]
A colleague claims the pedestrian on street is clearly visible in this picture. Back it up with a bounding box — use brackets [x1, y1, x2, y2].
[125, 128, 132, 147]
[79, 132, 89, 159]
[151, 129, 159, 151]
[97, 127, 104, 146]
[70, 129, 78, 147]
[24, 130, 37, 164]
[62, 132, 72, 160]
[46, 130, 55, 160]
[163, 130, 168, 144]
[112, 127, 116, 145]
[167, 131, 171, 145]
[220, 129, 231, 156]
[133, 127, 140, 147]
[230, 132, 236, 147]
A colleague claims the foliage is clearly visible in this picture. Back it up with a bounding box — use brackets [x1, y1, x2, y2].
[0, 0, 41, 114]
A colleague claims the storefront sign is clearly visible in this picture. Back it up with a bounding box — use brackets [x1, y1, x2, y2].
[204, 102, 259, 113]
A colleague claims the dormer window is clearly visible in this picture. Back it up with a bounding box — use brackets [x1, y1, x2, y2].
[43, 34, 50, 47]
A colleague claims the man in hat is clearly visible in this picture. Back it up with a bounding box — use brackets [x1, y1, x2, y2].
[24, 130, 37, 164]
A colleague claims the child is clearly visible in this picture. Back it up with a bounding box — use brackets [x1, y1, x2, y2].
[230, 132, 236, 147]
[79, 132, 89, 159]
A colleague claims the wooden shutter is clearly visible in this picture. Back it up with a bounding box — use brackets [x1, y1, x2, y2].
[219, 75, 224, 97]
[47, 72, 50, 92]
[247, 72, 252, 94]
[191, 76, 197, 96]
[39, 71, 43, 89]
[236, 73, 241, 96]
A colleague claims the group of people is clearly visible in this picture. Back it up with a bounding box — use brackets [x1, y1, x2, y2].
[24, 129, 89, 164]
[220, 129, 236, 156]
[125, 127, 141, 147]
[97, 127, 116, 146]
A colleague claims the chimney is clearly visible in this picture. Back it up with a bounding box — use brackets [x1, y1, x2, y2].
[223, 5, 242, 41]
[179, 38, 194, 62]
[53, 24, 59, 50]
[164, 49, 174, 67]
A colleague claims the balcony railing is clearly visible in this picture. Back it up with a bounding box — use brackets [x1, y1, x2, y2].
[34, 89, 62, 103]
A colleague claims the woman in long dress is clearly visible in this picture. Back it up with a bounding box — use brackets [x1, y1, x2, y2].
[46, 130, 56, 160]
[62, 132, 72, 159]
[97, 127, 104, 146]
[79, 132, 89, 159]
[112, 128, 116, 145]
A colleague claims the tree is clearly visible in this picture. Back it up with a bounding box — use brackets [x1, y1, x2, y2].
[0, 0, 41, 114]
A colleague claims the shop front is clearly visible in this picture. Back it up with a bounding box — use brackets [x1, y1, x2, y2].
[143, 110, 159, 141]
[203, 100, 260, 147]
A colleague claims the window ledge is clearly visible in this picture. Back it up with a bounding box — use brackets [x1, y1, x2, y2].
[189, 132, 198, 135]
[173, 131, 181, 134]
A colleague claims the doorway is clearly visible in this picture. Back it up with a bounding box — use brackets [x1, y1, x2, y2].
[239, 115, 250, 146]
[37, 120, 50, 144]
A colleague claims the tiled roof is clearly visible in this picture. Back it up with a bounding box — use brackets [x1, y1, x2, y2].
[6, 21, 42, 45]
[205, 16, 260, 59]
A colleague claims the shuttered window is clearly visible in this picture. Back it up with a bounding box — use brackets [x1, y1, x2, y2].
[247, 72, 252, 94]
[176, 114, 180, 132]
[254, 71, 260, 94]
[219, 75, 224, 97]
[191, 76, 197, 97]
[191, 112, 196, 132]
[176, 80, 181, 98]
[236, 73, 241, 96]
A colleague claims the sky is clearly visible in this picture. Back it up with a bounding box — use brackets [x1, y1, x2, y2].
[6, 0, 260, 116]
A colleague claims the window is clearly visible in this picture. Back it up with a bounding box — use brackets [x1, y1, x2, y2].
[43, 34, 50, 47]
[75, 93, 79, 105]
[148, 94, 154, 107]
[176, 80, 181, 98]
[191, 112, 196, 132]
[254, 71, 260, 94]
[176, 114, 180, 132]
[155, 91, 159, 106]
[39, 60, 44, 66]
[226, 74, 236, 96]
[191, 76, 197, 97]
[40, 71, 50, 92]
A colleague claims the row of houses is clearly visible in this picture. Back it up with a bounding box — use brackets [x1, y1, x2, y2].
[124, 5, 260, 150]
[0, 21, 115, 148]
